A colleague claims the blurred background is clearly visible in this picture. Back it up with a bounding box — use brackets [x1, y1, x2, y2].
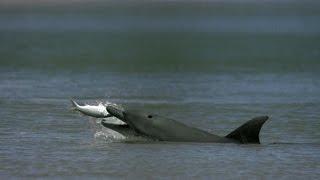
[0, 0, 319, 72]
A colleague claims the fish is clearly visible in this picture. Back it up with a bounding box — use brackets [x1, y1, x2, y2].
[70, 100, 111, 118]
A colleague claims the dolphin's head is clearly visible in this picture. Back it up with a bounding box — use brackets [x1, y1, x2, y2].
[106, 105, 157, 127]
[107, 105, 170, 140]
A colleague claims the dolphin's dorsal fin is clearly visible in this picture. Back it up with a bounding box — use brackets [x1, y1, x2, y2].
[225, 116, 268, 144]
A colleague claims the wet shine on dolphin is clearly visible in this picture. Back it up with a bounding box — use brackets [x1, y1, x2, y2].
[102, 105, 268, 144]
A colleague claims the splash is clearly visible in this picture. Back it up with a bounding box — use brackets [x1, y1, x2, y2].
[94, 128, 126, 143]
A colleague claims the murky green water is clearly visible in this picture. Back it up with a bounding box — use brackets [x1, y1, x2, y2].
[0, 1, 320, 179]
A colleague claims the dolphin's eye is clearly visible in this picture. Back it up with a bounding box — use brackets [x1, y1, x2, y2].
[148, 115, 153, 118]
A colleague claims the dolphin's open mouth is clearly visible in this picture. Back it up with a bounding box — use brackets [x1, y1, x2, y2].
[106, 105, 125, 120]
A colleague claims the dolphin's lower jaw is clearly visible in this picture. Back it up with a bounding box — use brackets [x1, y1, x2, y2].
[105, 105, 268, 144]
[101, 120, 136, 136]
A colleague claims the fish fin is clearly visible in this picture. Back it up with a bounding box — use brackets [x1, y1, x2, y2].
[225, 116, 268, 144]
[70, 99, 80, 108]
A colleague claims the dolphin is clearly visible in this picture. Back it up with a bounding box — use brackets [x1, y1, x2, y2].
[102, 105, 268, 144]
[71, 100, 111, 118]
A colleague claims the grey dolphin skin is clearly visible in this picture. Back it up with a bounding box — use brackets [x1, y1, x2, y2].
[102, 105, 268, 144]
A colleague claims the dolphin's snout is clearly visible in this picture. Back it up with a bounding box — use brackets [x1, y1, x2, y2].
[106, 105, 125, 120]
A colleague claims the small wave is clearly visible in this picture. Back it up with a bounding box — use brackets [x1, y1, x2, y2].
[269, 142, 320, 146]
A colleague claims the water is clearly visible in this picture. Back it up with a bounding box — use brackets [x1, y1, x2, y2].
[1, 1, 320, 179]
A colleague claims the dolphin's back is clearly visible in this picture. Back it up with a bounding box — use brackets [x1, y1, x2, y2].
[130, 114, 233, 143]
